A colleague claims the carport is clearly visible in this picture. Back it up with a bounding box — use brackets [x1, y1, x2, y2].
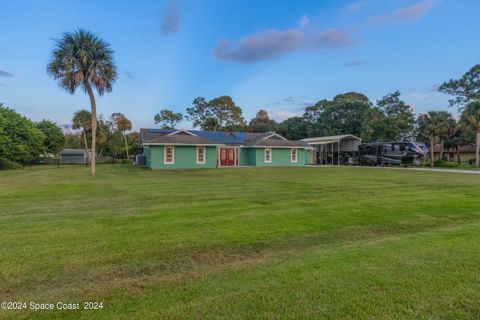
[301, 134, 361, 165]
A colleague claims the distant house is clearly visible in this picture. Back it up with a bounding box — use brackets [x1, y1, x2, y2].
[433, 143, 477, 163]
[59, 149, 90, 164]
[140, 129, 311, 169]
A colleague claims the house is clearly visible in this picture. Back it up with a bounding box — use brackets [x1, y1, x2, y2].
[140, 129, 311, 169]
[59, 149, 90, 164]
[433, 143, 477, 163]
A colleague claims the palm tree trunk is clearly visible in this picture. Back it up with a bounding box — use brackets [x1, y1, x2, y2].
[85, 83, 97, 175]
[430, 137, 434, 167]
[123, 132, 129, 160]
[476, 129, 480, 168]
[82, 129, 89, 165]
[440, 138, 444, 162]
[456, 145, 460, 164]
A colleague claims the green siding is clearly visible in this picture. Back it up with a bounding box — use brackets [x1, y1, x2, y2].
[251, 148, 306, 167]
[238, 148, 257, 166]
[144, 145, 307, 169]
[146, 145, 217, 169]
[239, 148, 249, 166]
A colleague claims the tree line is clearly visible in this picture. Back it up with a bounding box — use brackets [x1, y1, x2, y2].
[0, 104, 139, 169]
[1, 29, 479, 171]
[154, 77, 480, 168]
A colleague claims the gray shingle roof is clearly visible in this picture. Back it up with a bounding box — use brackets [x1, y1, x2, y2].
[60, 149, 89, 155]
[140, 129, 308, 148]
[245, 134, 310, 148]
[140, 129, 221, 145]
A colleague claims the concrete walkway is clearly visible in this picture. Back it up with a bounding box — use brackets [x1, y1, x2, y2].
[309, 165, 480, 175]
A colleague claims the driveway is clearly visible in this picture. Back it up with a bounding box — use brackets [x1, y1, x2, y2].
[310, 165, 480, 175]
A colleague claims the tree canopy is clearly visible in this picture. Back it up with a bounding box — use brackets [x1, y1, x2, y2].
[35, 119, 65, 154]
[247, 109, 278, 133]
[154, 109, 183, 129]
[186, 96, 246, 131]
[278, 117, 310, 140]
[374, 91, 415, 141]
[439, 64, 480, 106]
[0, 104, 45, 168]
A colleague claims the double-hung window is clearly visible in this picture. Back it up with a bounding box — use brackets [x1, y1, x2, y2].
[264, 148, 272, 163]
[197, 146, 206, 164]
[164, 146, 174, 164]
[291, 148, 297, 162]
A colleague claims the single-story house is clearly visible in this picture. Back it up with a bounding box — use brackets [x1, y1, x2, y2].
[140, 129, 311, 169]
[433, 143, 478, 162]
[59, 149, 90, 164]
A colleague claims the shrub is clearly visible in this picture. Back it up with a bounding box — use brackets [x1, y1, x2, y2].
[433, 160, 459, 168]
[0, 159, 23, 170]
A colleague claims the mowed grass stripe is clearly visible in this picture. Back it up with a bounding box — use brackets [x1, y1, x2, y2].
[0, 165, 479, 319]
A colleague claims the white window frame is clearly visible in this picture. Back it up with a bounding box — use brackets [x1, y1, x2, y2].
[264, 148, 272, 163]
[196, 146, 206, 164]
[291, 148, 297, 163]
[164, 146, 174, 164]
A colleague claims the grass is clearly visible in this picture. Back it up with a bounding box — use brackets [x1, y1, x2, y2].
[1, 165, 480, 319]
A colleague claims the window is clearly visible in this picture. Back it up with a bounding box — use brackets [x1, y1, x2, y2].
[264, 148, 272, 163]
[291, 148, 297, 162]
[197, 146, 206, 164]
[164, 146, 174, 164]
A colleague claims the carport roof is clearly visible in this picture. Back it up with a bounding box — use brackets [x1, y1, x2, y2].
[301, 134, 361, 145]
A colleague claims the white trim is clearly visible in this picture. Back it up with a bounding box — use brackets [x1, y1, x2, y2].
[164, 146, 174, 164]
[143, 143, 224, 146]
[264, 148, 272, 163]
[166, 129, 197, 136]
[247, 145, 307, 149]
[291, 148, 298, 163]
[196, 146, 206, 164]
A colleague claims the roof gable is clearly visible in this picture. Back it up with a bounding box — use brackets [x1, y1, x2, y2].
[140, 128, 307, 148]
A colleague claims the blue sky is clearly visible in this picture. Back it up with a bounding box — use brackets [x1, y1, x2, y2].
[0, 0, 479, 130]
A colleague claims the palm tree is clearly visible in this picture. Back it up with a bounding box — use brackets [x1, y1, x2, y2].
[72, 109, 91, 164]
[47, 29, 117, 175]
[461, 102, 480, 167]
[444, 123, 472, 164]
[436, 111, 456, 162]
[418, 111, 451, 167]
[111, 112, 132, 160]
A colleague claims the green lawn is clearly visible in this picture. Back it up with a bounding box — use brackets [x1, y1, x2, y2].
[1, 165, 479, 319]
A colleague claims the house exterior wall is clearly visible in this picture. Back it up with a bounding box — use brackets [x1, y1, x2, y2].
[143, 145, 308, 168]
[60, 154, 86, 163]
[240, 148, 257, 166]
[434, 151, 476, 162]
[248, 148, 306, 167]
[239, 148, 250, 166]
[145, 145, 217, 169]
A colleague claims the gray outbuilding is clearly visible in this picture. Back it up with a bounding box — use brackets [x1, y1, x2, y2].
[301, 134, 361, 165]
[59, 149, 90, 164]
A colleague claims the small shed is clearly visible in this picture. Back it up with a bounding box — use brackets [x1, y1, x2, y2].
[301, 134, 361, 165]
[59, 149, 90, 164]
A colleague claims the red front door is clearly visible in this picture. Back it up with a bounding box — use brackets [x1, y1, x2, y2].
[219, 148, 236, 166]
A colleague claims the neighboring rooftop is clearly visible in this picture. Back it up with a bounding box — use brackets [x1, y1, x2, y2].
[59, 149, 89, 155]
